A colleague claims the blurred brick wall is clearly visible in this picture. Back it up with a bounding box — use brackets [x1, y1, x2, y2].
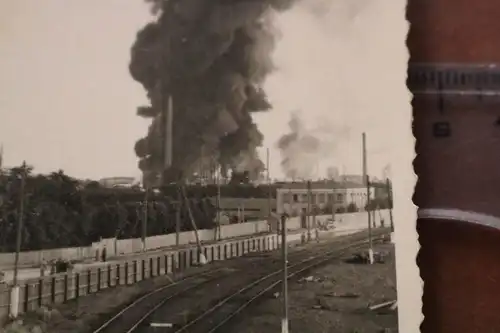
[408, 0, 500, 332]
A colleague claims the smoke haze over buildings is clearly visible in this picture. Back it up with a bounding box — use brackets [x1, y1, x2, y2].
[0, 0, 407, 183]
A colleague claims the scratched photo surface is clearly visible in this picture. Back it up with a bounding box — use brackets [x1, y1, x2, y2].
[0, 1, 414, 333]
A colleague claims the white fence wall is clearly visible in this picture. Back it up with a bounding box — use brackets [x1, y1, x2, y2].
[0, 220, 280, 268]
[0, 210, 390, 269]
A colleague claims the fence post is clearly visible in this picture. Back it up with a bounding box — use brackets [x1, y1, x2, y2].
[87, 270, 92, 294]
[23, 284, 29, 313]
[97, 268, 102, 292]
[75, 273, 80, 299]
[116, 264, 121, 286]
[141, 260, 146, 280]
[63, 274, 69, 302]
[180, 252, 185, 271]
[124, 262, 129, 285]
[38, 279, 43, 307]
[149, 257, 154, 278]
[164, 255, 169, 275]
[133, 260, 138, 283]
[107, 266, 112, 288]
[50, 277, 56, 303]
[157, 256, 161, 276]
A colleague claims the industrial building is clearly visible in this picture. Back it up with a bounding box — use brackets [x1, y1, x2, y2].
[275, 181, 375, 216]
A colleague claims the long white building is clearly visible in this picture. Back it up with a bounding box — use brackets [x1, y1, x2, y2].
[276, 181, 375, 215]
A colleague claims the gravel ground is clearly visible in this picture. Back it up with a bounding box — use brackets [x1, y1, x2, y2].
[231, 242, 398, 333]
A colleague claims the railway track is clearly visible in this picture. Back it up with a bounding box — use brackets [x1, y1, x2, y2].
[91, 229, 389, 333]
[169, 236, 386, 333]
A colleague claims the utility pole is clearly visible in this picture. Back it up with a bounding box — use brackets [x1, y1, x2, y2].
[266, 148, 271, 217]
[163, 95, 173, 172]
[175, 189, 181, 247]
[366, 176, 374, 264]
[141, 189, 148, 252]
[11, 161, 27, 318]
[199, 145, 204, 184]
[362, 133, 374, 264]
[331, 185, 336, 223]
[280, 214, 289, 333]
[216, 162, 221, 241]
[13, 162, 26, 286]
[306, 180, 312, 242]
[386, 178, 395, 241]
[362, 132, 367, 186]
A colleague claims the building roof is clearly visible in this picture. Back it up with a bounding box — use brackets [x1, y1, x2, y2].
[274, 179, 387, 190]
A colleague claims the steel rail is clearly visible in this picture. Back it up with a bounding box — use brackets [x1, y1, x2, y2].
[91, 229, 389, 333]
[172, 235, 387, 333]
[91, 268, 228, 333]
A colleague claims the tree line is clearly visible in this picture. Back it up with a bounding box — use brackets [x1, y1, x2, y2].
[0, 165, 219, 252]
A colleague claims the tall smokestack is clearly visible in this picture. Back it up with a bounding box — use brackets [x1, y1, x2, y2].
[0, 144, 3, 170]
[362, 132, 367, 185]
[164, 95, 173, 171]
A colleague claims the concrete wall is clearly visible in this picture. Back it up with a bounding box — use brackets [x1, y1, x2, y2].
[0, 220, 282, 269]
[0, 210, 391, 269]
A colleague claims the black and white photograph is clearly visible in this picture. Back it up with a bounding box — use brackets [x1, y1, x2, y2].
[0, 1, 412, 332]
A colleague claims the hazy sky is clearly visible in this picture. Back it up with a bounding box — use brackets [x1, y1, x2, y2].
[0, 0, 408, 181]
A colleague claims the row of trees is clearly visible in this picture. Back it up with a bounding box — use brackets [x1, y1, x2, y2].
[0, 165, 216, 252]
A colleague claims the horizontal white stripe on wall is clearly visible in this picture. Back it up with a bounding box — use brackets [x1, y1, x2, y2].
[418, 208, 500, 230]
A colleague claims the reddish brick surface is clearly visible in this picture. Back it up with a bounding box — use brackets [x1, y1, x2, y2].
[418, 219, 500, 333]
[413, 104, 500, 217]
[407, 0, 500, 63]
[408, 0, 500, 331]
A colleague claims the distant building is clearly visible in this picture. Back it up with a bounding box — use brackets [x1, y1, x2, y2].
[275, 180, 375, 215]
[339, 174, 364, 184]
[98, 177, 138, 188]
[326, 166, 340, 181]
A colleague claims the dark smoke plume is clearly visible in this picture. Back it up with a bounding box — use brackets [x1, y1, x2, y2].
[130, 0, 296, 185]
[277, 112, 322, 180]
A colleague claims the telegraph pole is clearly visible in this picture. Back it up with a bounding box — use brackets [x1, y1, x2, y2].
[141, 189, 148, 251]
[12, 162, 27, 287]
[362, 132, 367, 185]
[266, 148, 271, 217]
[386, 178, 395, 242]
[306, 180, 312, 242]
[175, 190, 181, 247]
[331, 185, 336, 223]
[216, 162, 221, 241]
[366, 175, 374, 264]
[164, 95, 173, 171]
[11, 161, 27, 318]
[362, 132, 374, 264]
[280, 214, 289, 333]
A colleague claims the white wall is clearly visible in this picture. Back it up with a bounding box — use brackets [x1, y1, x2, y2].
[0, 219, 285, 268]
[0, 210, 392, 269]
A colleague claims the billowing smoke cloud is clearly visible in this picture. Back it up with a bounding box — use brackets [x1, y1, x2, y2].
[277, 111, 348, 180]
[130, 0, 297, 184]
[277, 112, 320, 180]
